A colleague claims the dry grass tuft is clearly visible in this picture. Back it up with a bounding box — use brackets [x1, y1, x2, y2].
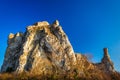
[0, 70, 120, 80]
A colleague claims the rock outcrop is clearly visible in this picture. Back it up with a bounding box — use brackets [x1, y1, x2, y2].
[1, 20, 115, 75]
[95, 48, 114, 73]
[1, 20, 77, 73]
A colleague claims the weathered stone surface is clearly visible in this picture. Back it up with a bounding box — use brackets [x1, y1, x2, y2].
[102, 48, 114, 72]
[1, 20, 76, 73]
[1, 20, 115, 75]
[95, 48, 114, 73]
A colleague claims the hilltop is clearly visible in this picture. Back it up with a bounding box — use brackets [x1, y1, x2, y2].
[0, 20, 120, 80]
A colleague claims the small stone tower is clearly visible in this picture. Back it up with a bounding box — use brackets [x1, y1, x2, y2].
[102, 48, 114, 72]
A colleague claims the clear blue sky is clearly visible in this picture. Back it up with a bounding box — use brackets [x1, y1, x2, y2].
[0, 0, 120, 71]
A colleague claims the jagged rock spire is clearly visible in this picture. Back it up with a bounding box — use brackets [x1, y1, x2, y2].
[1, 20, 115, 75]
[102, 48, 110, 62]
[102, 48, 114, 72]
[1, 20, 76, 73]
[52, 20, 59, 27]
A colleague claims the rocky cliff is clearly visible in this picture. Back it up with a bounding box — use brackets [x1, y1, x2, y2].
[1, 20, 115, 75]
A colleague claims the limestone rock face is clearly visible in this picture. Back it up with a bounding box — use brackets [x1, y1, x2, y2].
[96, 48, 114, 73]
[101, 48, 114, 72]
[1, 20, 115, 75]
[1, 20, 76, 73]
